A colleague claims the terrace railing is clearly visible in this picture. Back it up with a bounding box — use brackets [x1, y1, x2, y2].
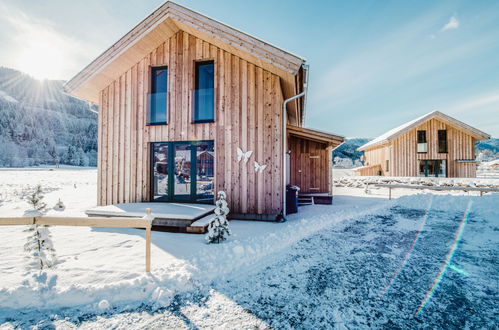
[0, 209, 154, 272]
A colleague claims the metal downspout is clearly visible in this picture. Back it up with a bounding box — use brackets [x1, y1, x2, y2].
[281, 64, 309, 221]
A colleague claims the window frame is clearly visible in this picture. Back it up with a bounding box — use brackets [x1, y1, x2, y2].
[192, 60, 215, 124]
[147, 65, 169, 126]
[438, 129, 448, 153]
[417, 130, 427, 154]
[150, 140, 215, 204]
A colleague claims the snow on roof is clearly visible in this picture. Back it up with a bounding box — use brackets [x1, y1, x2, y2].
[358, 110, 491, 151]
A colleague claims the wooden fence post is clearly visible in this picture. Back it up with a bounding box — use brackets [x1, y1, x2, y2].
[146, 226, 151, 272]
[145, 208, 152, 273]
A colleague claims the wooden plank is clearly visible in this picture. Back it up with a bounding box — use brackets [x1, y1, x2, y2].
[107, 83, 115, 204]
[124, 69, 132, 203]
[240, 60, 248, 213]
[113, 80, 120, 203]
[35, 216, 152, 228]
[136, 59, 144, 201]
[142, 53, 151, 201]
[130, 64, 138, 202]
[170, 32, 178, 140]
[181, 32, 189, 141]
[224, 53, 232, 210]
[0, 217, 35, 226]
[101, 86, 109, 205]
[256, 66, 264, 214]
[216, 48, 225, 196]
[247, 63, 256, 214]
[271, 74, 281, 213]
[97, 90, 103, 205]
[263, 70, 272, 212]
[232, 55, 240, 213]
[118, 74, 126, 203]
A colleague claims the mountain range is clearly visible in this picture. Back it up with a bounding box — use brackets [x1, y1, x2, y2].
[0, 67, 97, 167]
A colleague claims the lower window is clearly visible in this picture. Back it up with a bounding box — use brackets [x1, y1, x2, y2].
[419, 159, 446, 177]
[151, 140, 214, 203]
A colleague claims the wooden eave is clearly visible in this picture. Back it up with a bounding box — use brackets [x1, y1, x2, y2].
[287, 125, 344, 147]
[64, 1, 305, 122]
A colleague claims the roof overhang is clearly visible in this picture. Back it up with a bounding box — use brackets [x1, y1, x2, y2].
[64, 1, 305, 113]
[358, 111, 491, 151]
[287, 125, 344, 147]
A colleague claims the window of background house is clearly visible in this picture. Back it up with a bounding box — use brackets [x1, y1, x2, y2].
[386, 159, 390, 172]
[148, 66, 168, 125]
[193, 61, 214, 123]
[417, 130, 427, 153]
[438, 130, 447, 153]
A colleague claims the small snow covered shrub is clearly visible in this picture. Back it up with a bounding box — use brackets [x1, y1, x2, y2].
[24, 223, 57, 270]
[26, 184, 47, 212]
[23, 184, 57, 270]
[206, 191, 231, 243]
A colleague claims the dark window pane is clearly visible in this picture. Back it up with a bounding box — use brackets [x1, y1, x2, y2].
[174, 144, 192, 199]
[438, 130, 447, 153]
[417, 130, 426, 143]
[196, 141, 214, 203]
[149, 66, 168, 124]
[417, 130, 427, 153]
[194, 61, 214, 122]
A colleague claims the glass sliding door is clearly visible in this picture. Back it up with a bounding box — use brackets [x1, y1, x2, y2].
[173, 144, 192, 200]
[151, 140, 214, 203]
[418, 160, 447, 177]
[196, 141, 215, 203]
[152, 143, 169, 201]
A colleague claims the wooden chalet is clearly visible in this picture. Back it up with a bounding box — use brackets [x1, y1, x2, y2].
[65, 1, 344, 221]
[356, 111, 490, 178]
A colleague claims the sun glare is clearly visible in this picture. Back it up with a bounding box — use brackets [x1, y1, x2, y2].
[16, 40, 65, 80]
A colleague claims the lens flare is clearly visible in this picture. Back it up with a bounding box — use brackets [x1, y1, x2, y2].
[415, 200, 473, 316]
[379, 196, 433, 298]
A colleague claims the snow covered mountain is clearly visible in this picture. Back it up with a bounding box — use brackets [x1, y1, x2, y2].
[476, 138, 499, 161]
[332, 138, 370, 168]
[0, 67, 97, 167]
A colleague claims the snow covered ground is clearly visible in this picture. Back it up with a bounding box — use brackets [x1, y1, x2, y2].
[0, 169, 497, 328]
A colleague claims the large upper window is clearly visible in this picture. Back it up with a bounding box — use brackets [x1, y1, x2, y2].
[148, 66, 168, 125]
[417, 130, 427, 153]
[438, 129, 448, 153]
[193, 61, 214, 123]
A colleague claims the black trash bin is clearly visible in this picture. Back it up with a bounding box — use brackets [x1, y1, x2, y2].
[286, 185, 300, 214]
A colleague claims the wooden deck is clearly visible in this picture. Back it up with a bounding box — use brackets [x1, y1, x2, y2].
[86, 202, 215, 233]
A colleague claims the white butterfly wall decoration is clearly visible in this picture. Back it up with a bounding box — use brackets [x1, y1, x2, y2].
[237, 147, 253, 163]
[254, 161, 267, 173]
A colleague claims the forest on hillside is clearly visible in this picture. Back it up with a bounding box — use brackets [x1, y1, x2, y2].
[0, 67, 98, 167]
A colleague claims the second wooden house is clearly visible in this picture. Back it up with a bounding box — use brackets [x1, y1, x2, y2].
[65, 1, 344, 221]
[356, 111, 490, 178]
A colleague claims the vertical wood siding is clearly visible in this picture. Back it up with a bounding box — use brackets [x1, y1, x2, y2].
[288, 136, 330, 193]
[97, 31, 284, 216]
[362, 118, 477, 178]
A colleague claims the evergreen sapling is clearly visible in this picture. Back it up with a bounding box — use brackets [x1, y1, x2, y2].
[206, 191, 231, 243]
[23, 184, 56, 270]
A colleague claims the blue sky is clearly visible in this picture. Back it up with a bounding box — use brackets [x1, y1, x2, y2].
[1, 0, 498, 138]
